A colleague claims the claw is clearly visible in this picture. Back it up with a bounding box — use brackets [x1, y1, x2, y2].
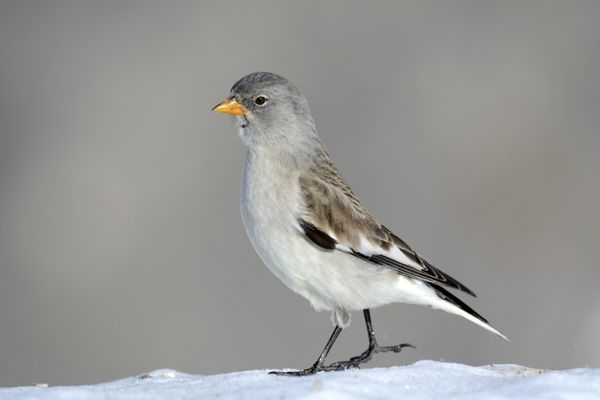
[375, 343, 415, 354]
[269, 360, 330, 376]
[269, 368, 317, 376]
[321, 341, 415, 372]
[270, 310, 416, 377]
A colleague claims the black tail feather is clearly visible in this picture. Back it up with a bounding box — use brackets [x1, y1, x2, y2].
[428, 283, 488, 324]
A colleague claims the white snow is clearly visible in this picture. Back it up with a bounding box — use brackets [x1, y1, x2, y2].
[1, 361, 599, 400]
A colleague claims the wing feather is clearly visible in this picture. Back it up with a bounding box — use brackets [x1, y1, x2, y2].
[298, 154, 476, 297]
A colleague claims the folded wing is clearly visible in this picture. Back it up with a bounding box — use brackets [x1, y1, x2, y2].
[298, 165, 476, 297]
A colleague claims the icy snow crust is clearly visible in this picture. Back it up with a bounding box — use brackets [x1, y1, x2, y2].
[1, 361, 599, 400]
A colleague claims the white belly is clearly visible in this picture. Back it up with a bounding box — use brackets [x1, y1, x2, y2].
[239, 151, 437, 315]
[239, 151, 310, 297]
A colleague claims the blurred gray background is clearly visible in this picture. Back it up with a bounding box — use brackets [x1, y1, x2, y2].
[1, 0, 599, 387]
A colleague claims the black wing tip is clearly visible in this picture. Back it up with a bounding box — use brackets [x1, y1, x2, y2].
[385, 228, 478, 298]
[429, 283, 488, 324]
[458, 283, 477, 297]
[367, 253, 478, 297]
[422, 259, 477, 297]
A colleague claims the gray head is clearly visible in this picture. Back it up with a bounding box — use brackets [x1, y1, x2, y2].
[213, 72, 317, 148]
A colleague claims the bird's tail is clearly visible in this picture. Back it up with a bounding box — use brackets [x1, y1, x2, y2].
[428, 284, 509, 341]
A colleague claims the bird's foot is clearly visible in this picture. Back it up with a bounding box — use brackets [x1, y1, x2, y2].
[325, 341, 415, 371]
[374, 342, 416, 354]
[269, 356, 371, 376]
[269, 362, 359, 376]
[269, 340, 415, 376]
[269, 361, 325, 376]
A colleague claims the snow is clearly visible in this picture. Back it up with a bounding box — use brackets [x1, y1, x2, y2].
[1, 361, 599, 400]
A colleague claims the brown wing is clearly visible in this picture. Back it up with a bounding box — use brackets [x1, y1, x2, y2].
[297, 150, 476, 296]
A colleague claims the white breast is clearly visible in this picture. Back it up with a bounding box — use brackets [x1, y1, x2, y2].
[239, 145, 451, 320]
[239, 148, 402, 313]
[240, 149, 305, 292]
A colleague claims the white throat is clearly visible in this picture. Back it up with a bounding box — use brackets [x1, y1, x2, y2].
[234, 115, 251, 144]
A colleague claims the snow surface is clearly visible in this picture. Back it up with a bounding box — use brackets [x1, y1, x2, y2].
[1, 361, 599, 400]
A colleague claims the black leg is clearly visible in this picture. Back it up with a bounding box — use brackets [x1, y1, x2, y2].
[269, 325, 343, 376]
[270, 309, 415, 376]
[325, 309, 415, 371]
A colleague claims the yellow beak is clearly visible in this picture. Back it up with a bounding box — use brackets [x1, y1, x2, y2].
[212, 98, 246, 116]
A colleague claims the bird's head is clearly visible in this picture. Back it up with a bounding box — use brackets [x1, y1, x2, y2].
[213, 72, 316, 147]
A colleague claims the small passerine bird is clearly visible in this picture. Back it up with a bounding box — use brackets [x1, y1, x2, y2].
[213, 72, 507, 376]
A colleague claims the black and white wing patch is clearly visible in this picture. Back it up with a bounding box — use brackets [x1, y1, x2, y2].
[297, 217, 476, 297]
[298, 219, 336, 250]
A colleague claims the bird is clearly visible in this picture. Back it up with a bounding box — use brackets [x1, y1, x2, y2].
[212, 72, 508, 376]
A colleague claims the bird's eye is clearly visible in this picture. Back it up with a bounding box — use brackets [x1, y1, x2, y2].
[254, 96, 268, 106]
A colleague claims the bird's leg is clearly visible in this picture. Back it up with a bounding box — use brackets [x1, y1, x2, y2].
[325, 309, 415, 370]
[270, 310, 415, 376]
[269, 325, 343, 376]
